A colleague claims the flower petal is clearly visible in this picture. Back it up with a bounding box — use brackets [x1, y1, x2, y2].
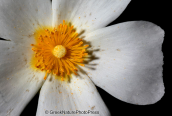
[0, 0, 52, 46]
[0, 41, 45, 115]
[82, 21, 164, 105]
[52, 0, 131, 34]
[36, 73, 110, 116]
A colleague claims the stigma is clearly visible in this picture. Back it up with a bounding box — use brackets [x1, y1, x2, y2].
[31, 20, 88, 81]
[52, 45, 67, 58]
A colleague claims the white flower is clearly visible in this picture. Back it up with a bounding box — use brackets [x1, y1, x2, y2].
[0, 0, 164, 116]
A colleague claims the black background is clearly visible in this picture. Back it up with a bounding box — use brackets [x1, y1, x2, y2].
[0, 0, 167, 116]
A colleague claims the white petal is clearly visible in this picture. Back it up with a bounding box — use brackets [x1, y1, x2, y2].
[82, 21, 164, 105]
[0, 41, 45, 115]
[36, 73, 110, 116]
[52, 0, 131, 34]
[0, 0, 52, 46]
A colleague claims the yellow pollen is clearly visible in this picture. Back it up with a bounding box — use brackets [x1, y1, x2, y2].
[52, 45, 67, 58]
[31, 20, 89, 81]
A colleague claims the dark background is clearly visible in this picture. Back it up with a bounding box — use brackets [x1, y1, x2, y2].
[0, 0, 166, 116]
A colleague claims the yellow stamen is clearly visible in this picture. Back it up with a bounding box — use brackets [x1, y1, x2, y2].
[31, 20, 88, 81]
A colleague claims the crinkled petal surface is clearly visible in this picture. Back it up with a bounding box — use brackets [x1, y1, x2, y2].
[82, 21, 165, 105]
[52, 0, 131, 35]
[36, 73, 110, 116]
[0, 41, 45, 116]
[0, 0, 52, 46]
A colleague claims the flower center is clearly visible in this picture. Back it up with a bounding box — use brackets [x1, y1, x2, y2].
[52, 45, 67, 58]
[31, 20, 88, 81]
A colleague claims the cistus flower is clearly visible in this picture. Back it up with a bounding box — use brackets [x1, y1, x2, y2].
[0, 0, 164, 116]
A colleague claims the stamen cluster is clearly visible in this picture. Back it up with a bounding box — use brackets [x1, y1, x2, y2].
[31, 20, 88, 80]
